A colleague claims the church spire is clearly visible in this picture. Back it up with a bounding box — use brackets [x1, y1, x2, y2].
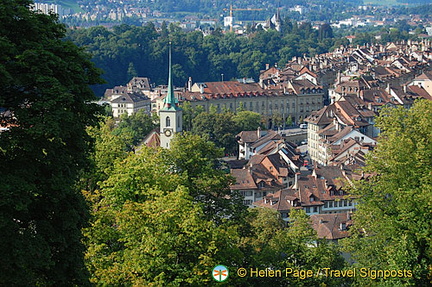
[162, 42, 180, 111]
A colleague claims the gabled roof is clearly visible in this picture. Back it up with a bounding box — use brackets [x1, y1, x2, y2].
[254, 189, 300, 211]
[250, 130, 282, 149]
[128, 77, 151, 91]
[141, 129, 160, 148]
[310, 213, 351, 240]
[111, 93, 149, 104]
[328, 126, 356, 143]
[407, 85, 432, 101]
[104, 86, 128, 100]
[298, 66, 318, 78]
[236, 130, 261, 143]
[305, 106, 334, 125]
[289, 79, 323, 94]
[413, 71, 432, 81]
[230, 169, 258, 190]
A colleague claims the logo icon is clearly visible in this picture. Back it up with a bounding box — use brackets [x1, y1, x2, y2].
[212, 265, 229, 282]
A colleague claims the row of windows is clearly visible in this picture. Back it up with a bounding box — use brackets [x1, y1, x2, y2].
[117, 109, 128, 115]
[324, 199, 353, 208]
[305, 206, 319, 213]
[242, 191, 253, 197]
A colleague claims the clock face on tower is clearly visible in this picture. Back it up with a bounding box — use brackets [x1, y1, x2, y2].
[164, 128, 173, 137]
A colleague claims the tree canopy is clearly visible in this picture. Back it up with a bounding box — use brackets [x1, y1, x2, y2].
[341, 99, 432, 286]
[0, 0, 102, 285]
[66, 22, 338, 97]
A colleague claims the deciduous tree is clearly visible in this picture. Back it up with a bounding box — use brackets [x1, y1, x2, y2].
[0, 1, 102, 285]
[341, 100, 432, 286]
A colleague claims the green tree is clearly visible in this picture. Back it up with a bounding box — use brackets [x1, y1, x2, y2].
[170, 133, 246, 222]
[233, 110, 262, 132]
[85, 134, 247, 285]
[114, 109, 157, 146]
[126, 61, 138, 79]
[244, 208, 347, 286]
[286, 115, 293, 127]
[0, 0, 102, 285]
[181, 101, 204, 131]
[341, 100, 432, 286]
[192, 111, 238, 155]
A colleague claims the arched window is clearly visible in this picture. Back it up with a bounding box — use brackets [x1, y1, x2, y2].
[166, 116, 171, 127]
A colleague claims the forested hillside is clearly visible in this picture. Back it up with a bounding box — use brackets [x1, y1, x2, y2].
[66, 21, 341, 96]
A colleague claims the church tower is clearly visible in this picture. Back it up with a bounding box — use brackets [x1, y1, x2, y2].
[160, 44, 182, 149]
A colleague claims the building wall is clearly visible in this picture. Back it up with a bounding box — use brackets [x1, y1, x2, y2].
[307, 122, 323, 163]
[183, 92, 323, 125]
[160, 109, 182, 149]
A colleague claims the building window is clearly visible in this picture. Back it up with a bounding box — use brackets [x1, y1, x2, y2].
[166, 116, 171, 127]
[242, 191, 253, 197]
[313, 206, 318, 213]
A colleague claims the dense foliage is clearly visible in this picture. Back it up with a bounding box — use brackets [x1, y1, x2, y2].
[66, 21, 337, 97]
[84, 127, 347, 286]
[342, 100, 432, 286]
[0, 0, 102, 285]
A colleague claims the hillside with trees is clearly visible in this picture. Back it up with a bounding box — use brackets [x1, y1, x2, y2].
[66, 21, 341, 97]
[66, 20, 423, 98]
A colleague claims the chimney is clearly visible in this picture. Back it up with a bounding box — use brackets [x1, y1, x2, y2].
[187, 77, 192, 92]
[386, 83, 390, 94]
[403, 85, 407, 93]
[257, 126, 262, 138]
[199, 84, 204, 94]
[265, 63, 270, 70]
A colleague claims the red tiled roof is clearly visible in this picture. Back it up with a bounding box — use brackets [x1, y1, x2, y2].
[310, 213, 351, 240]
